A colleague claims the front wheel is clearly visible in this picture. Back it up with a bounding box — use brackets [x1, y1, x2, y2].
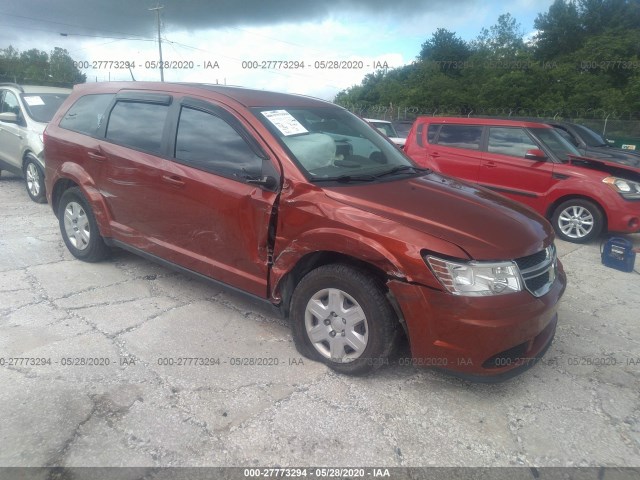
[551, 199, 603, 243]
[58, 187, 110, 262]
[23, 156, 46, 203]
[290, 264, 399, 375]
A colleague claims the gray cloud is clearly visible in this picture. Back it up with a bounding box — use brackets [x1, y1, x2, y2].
[2, 0, 473, 39]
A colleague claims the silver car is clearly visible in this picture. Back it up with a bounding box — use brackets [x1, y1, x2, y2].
[0, 83, 71, 202]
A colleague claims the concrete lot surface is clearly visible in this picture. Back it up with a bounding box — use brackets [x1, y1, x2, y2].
[1, 173, 639, 471]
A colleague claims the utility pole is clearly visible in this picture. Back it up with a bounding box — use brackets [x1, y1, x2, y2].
[149, 4, 164, 81]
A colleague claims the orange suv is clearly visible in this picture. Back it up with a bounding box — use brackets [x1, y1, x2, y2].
[44, 82, 566, 379]
[404, 117, 640, 243]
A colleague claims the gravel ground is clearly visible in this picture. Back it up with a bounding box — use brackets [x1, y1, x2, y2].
[1, 172, 639, 475]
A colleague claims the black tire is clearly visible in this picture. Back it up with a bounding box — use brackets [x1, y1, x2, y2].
[23, 155, 46, 203]
[290, 264, 399, 375]
[551, 198, 604, 243]
[58, 187, 110, 262]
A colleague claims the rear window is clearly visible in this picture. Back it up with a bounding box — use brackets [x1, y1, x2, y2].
[436, 125, 483, 150]
[59, 94, 114, 135]
[21, 93, 69, 123]
[106, 101, 169, 154]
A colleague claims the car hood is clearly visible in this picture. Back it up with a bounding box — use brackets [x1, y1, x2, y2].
[586, 146, 640, 168]
[323, 172, 553, 260]
[569, 155, 640, 180]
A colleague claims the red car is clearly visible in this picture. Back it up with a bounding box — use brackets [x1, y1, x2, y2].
[404, 117, 640, 243]
[44, 82, 565, 379]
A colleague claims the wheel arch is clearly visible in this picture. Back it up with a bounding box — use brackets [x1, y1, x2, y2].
[545, 194, 608, 232]
[274, 250, 408, 335]
[51, 178, 80, 216]
[21, 150, 44, 171]
[50, 165, 113, 237]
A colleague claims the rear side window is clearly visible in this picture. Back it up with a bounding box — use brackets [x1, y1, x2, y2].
[175, 106, 262, 178]
[436, 125, 483, 150]
[427, 124, 439, 143]
[60, 94, 114, 135]
[106, 101, 169, 154]
[488, 127, 538, 158]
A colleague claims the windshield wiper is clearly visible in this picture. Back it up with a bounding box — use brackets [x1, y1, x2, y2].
[311, 174, 377, 183]
[374, 165, 431, 178]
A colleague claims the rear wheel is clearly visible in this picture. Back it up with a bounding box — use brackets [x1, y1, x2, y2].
[290, 264, 398, 375]
[552, 199, 603, 243]
[58, 187, 110, 262]
[23, 155, 46, 203]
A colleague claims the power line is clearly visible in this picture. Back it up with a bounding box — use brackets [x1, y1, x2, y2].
[1, 11, 152, 40]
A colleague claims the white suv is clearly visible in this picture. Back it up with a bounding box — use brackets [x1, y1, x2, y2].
[0, 83, 71, 202]
[365, 118, 406, 148]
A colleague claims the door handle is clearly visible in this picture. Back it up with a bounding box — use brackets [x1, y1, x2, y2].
[87, 151, 106, 162]
[430, 152, 440, 157]
[484, 161, 497, 168]
[162, 175, 185, 187]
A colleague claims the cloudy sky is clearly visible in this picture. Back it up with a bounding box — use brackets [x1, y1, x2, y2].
[0, 0, 554, 99]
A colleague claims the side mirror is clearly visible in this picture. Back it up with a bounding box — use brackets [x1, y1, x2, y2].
[0, 112, 18, 124]
[524, 149, 548, 161]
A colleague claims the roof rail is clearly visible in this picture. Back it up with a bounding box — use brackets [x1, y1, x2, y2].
[0, 83, 24, 92]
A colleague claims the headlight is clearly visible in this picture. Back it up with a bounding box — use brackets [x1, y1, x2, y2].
[603, 176, 640, 200]
[425, 256, 522, 296]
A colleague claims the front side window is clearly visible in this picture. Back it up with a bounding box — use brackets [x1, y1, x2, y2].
[175, 106, 263, 178]
[253, 107, 416, 182]
[106, 101, 169, 154]
[436, 125, 483, 150]
[60, 94, 114, 135]
[1, 91, 20, 116]
[488, 127, 539, 158]
[530, 128, 582, 162]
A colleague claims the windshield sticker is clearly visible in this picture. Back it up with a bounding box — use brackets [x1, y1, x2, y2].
[23, 96, 45, 106]
[261, 110, 308, 136]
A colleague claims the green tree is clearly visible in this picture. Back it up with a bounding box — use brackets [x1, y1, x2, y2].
[0, 45, 85, 86]
[419, 28, 470, 62]
[49, 47, 86, 84]
[534, 0, 584, 61]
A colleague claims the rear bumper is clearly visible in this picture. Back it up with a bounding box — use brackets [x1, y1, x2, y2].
[388, 261, 566, 379]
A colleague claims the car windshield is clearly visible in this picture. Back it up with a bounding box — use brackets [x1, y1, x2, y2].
[393, 122, 413, 137]
[253, 107, 419, 182]
[573, 124, 609, 147]
[21, 93, 69, 123]
[530, 127, 582, 162]
[369, 121, 399, 138]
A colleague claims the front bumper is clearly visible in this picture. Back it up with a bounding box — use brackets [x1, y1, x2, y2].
[606, 201, 640, 233]
[388, 260, 566, 379]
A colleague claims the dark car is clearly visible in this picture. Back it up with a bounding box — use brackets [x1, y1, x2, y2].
[44, 82, 565, 379]
[549, 121, 640, 168]
[404, 116, 640, 243]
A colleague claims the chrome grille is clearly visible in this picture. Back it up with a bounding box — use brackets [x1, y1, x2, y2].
[514, 244, 557, 297]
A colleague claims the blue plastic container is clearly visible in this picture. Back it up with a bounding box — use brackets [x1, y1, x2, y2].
[601, 237, 636, 273]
